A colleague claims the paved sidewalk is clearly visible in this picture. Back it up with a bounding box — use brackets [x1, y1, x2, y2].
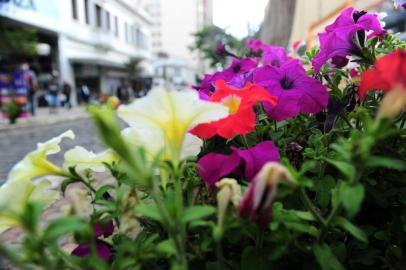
[0, 106, 89, 132]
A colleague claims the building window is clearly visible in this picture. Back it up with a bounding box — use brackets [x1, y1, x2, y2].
[106, 11, 111, 31]
[71, 0, 78, 20]
[114, 16, 119, 37]
[125, 22, 129, 43]
[131, 25, 136, 45]
[96, 4, 102, 28]
[84, 0, 90, 24]
[136, 28, 142, 48]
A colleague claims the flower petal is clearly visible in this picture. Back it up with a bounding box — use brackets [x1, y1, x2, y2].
[233, 141, 280, 180]
[197, 152, 241, 186]
[64, 146, 119, 172]
[8, 130, 75, 182]
[0, 179, 59, 233]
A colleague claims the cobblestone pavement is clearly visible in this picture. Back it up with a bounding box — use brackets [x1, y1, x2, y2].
[0, 118, 105, 183]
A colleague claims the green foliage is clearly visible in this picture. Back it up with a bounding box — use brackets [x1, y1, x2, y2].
[0, 20, 38, 58]
[191, 25, 243, 68]
[3, 101, 22, 124]
[126, 57, 143, 80]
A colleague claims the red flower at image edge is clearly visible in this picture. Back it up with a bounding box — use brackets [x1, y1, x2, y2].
[359, 50, 406, 99]
[190, 80, 278, 139]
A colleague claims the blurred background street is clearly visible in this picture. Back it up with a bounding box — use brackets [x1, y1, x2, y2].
[0, 0, 405, 182]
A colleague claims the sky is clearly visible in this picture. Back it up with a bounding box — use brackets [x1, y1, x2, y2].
[213, 0, 268, 38]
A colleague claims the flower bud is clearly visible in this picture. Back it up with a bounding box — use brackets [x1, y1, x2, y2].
[239, 162, 294, 227]
[216, 178, 241, 228]
[107, 96, 120, 109]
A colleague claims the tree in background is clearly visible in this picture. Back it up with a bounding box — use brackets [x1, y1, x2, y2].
[126, 57, 144, 81]
[0, 19, 38, 62]
[191, 25, 243, 68]
[260, 0, 297, 48]
[126, 57, 144, 95]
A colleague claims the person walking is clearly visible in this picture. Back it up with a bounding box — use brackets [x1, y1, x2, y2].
[116, 83, 130, 104]
[24, 63, 39, 116]
[62, 81, 72, 109]
[47, 75, 60, 114]
[79, 84, 91, 104]
[12, 63, 29, 118]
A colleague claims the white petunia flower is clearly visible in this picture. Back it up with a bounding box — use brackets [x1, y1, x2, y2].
[0, 179, 59, 233]
[8, 130, 75, 182]
[64, 146, 119, 172]
[117, 88, 228, 163]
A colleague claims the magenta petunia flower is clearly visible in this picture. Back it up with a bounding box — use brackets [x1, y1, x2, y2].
[312, 7, 385, 73]
[193, 57, 258, 97]
[254, 60, 329, 121]
[233, 143, 280, 180]
[215, 42, 227, 57]
[222, 57, 258, 78]
[71, 221, 114, 261]
[246, 38, 266, 53]
[215, 42, 237, 58]
[246, 38, 289, 67]
[263, 46, 289, 67]
[394, 0, 406, 8]
[71, 241, 112, 261]
[197, 141, 280, 186]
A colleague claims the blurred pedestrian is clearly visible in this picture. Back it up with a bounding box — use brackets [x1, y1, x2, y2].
[13, 63, 29, 117]
[0, 69, 11, 111]
[116, 83, 130, 104]
[47, 75, 60, 114]
[62, 81, 72, 109]
[79, 84, 91, 104]
[23, 63, 39, 116]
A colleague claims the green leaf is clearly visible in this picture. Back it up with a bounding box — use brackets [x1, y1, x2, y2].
[315, 176, 336, 208]
[241, 247, 268, 270]
[182, 205, 215, 223]
[314, 244, 345, 270]
[95, 184, 115, 201]
[324, 158, 355, 180]
[284, 222, 319, 237]
[44, 217, 90, 242]
[332, 216, 368, 243]
[156, 239, 177, 256]
[365, 156, 406, 171]
[340, 183, 365, 217]
[134, 204, 163, 222]
[60, 178, 80, 195]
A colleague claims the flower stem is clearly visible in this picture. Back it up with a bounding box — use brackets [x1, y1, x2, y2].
[256, 229, 265, 249]
[299, 187, 326, 227]
[172, 167, 187, 268]
[240, 135, 249, 148]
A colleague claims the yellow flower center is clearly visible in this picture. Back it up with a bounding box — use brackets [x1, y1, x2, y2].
[221, 94, 241, 114]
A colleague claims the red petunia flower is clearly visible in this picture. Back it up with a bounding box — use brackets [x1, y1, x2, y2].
[190, 80, 277, 139]
[359, 50, 406, 99]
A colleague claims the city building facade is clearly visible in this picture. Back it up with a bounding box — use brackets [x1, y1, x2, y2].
[0, 0, 152, 101]
[139, 0, 213, 88]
